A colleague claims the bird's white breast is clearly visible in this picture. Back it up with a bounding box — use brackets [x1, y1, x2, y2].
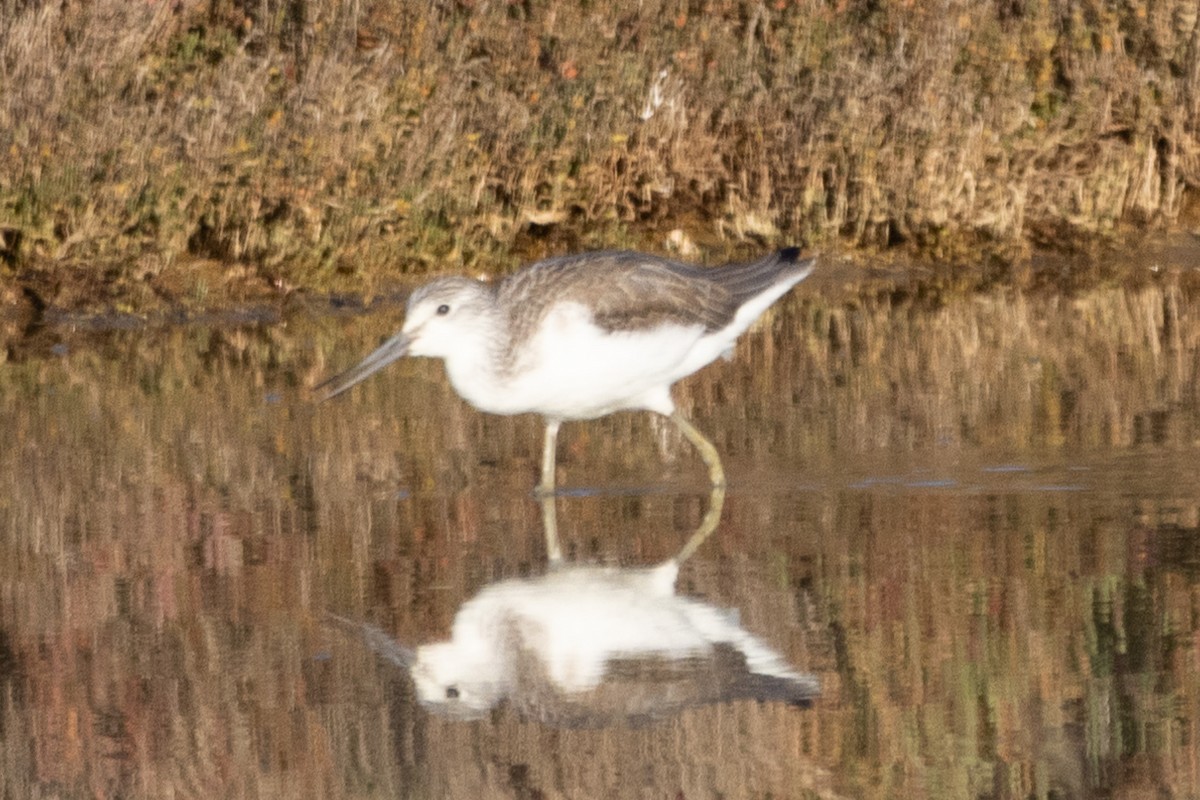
[496, 301, 709, 419]
[471, 565, 729, 693]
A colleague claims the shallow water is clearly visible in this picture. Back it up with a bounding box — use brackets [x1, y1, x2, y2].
[1, 269, 1199, 799]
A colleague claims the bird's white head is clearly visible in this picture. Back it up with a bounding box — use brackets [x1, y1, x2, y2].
[411, 640, 507, 718]
[317, 276, 497, 401]
[400, 277, 497, 359]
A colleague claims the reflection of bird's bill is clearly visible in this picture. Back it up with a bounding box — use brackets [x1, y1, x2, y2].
[316, 331, 412, 401]
[324, 612, 416, 668]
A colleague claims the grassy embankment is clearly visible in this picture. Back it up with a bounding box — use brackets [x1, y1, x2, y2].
[0, 0, 1197, 316]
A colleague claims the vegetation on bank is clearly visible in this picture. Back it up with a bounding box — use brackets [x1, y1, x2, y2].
[0, 0, 1198, 312]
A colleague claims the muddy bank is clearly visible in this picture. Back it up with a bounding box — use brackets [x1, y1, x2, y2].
[3, 230, 1200, 364]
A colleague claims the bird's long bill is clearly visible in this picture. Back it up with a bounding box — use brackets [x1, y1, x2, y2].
[316, 331, 412, 401]
[325, 612, 417, 669]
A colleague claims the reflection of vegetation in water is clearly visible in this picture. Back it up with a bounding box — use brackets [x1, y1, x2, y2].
[750, 280, 1200, 459]
[0, 280, 1197, 797]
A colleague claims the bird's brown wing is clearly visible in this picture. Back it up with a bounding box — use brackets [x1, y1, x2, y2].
[498, 251, 739, 339]
[509, 644, 817, 727]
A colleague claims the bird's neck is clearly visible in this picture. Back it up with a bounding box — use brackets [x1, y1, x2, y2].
[439, 309, 518, 414]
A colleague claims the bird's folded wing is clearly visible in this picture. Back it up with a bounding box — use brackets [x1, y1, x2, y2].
[500, 250, 741, 335]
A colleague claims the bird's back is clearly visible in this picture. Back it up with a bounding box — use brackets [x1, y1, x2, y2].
[497, 251, 737, 339]
[496, 248, 810, 339]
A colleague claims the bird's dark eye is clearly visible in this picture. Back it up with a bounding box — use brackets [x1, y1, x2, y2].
[436, 304, 451, 316]
[445, 686, 460, 699]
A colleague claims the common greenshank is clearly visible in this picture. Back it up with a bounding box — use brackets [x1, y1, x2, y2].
[320, 248, 815, 561]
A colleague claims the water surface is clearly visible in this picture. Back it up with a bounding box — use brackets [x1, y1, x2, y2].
[1, 269, 1198, 798]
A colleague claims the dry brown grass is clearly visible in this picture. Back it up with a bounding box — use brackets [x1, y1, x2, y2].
[1, 0, 1198, 309]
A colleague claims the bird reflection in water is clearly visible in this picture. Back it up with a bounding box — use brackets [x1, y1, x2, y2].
[329, 557, 818, 726]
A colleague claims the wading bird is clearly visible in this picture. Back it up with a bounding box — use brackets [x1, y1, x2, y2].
[320, 248, 815, 560]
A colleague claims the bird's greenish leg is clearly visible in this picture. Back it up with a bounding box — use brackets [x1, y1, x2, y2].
[538, 420, 563, 564]
[670, 411, 727, 564]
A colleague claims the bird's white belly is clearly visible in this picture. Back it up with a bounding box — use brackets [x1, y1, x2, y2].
[489, 566, 720, 693]
[498, 303, 709, 420]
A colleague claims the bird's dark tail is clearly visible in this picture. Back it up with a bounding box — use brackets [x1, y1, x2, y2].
[707, 248, 815, 305]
